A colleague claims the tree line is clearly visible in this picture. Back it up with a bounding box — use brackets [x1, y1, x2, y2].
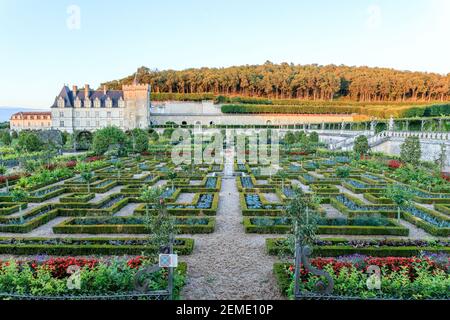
[103, 62, 450, 102]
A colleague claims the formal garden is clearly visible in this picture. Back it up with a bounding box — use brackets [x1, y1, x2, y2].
[0, 125, 448, 300]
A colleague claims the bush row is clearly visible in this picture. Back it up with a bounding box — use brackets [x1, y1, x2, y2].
[242, 217, 408, 236]
[0, 238, 194, 256]
[265, 238, 450, 257]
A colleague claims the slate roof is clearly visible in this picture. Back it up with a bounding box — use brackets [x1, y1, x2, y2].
[51, 86, 124, 108]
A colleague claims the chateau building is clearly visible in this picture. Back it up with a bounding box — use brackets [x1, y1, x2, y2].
[51, 80, 151, 133]
[10, 111, 52, 132]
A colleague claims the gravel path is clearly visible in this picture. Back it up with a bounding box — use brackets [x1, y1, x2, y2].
[322, 204, 345, 218]
[180, 150, 284, 300]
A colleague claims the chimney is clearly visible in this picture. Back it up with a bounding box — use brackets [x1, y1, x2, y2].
[72, 85, 78, 96]
[103, 85, 107, 95]
[84, 84, 90, 99]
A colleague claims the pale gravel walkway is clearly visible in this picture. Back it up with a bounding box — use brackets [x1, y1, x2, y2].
[180, 149, 284, 300]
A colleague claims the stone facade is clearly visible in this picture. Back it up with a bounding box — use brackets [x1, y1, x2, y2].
[10, 112, 52, 132]
[51, 83, 150, 133]
[150, 101, 355, 126]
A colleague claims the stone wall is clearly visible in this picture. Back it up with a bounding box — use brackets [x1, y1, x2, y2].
[150, 101, 354, 126]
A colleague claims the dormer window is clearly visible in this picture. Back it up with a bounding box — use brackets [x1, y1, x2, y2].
[118, 98, 125, 108]
[57, 97, 65, 108]
[94, 98, 101, 108]
[85, 99, 91, 108]
[75, 97, 82, 108]
[106, 97, 113, 108]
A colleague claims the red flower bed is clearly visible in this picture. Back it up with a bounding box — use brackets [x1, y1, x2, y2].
[388, 160, 402, 169]
[141, 151, 150, 156]
[441, 172, 450, 182]
[43, 164, 57, 171]
[0, 174, 21, 183]
[0, 256, 152, 279]
[35, 257, 99, 278]
[288, 256, 444, 281]
[127, 256, 147, 269]
[65, 160, 77, 168]
[85, 156, 103, 162]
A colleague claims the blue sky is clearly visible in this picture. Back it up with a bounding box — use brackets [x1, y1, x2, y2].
[0, 0, 449, 108]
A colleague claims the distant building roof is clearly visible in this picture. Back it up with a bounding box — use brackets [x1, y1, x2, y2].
[11, 111, 51, 119]
[51, 85, 124, 108]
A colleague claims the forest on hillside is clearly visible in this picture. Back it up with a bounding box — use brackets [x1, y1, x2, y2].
[102, 62, 450, 102]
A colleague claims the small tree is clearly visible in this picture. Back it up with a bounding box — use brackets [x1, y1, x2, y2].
[134, 154, 142, 171]
[130, 128, 149, 153]
[0, 165, 9, 192]
[76, 163, 94, 193]
[10, 187, 29, 217]
[114, 160, 124, 179]
[167, 169, 177, 190]
[91, 126, 128, 156]
[437, 143, 447, 171]
[276, 169, 288, 190]
[139, 185, 177, 255]
[16, 131, 43, 153]
[400, 136, 421, 166]
[150, 131, 159, 142]
[284, 132, 296, 145]
[383, 185, 413, 222]
[353, 135, 370, 158]
[335, 165, 351, 178]
[0, 130, 11, 146]
[286, 187, 321, 248]
[309, 131, 319, 143]
[285, 187, 321, 295]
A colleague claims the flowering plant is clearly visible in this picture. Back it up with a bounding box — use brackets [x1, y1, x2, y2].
[388, 159, 402, 169]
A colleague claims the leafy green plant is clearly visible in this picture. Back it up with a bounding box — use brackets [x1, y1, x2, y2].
[383, 185, 413, 222]
[400, 136, 421, 166]
[335, 165, 351, 178]
[167, 169, 177, 190]
[10, 187, 29, 219]
[354, 135, 370, 157]
[139, 186, 177, 256]
[76, 163, 94, 193]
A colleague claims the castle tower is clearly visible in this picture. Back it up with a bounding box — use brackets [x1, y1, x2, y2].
[122, 76, 151, 130]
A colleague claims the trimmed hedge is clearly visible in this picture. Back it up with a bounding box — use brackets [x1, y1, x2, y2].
[0, 202, 27, 215]
[330, 194, 397, 218]
[221, 104, 361, 114]
[53, 216, 216, 234]
[266, 238, 450, 257]
[243, 217, 408, 236]
[0, 237, 195, 255]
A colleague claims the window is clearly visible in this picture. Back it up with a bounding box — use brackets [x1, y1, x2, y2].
[60, 121, 65, 127]
[119, 111, 123, 117]
[95, 111, 99, 118]
[85, 99, 91, 108]
[60, 111, 64, 117]
[41, 122, 44, 126]
[94, 98, 100, 108]
[107, 111, 111, 118]
[75, 120, 80, 127]
[75, 111, 80, 117]
[96, 121, 99, 127]
[57, 97, 65, 108]
[86, 120, 90, 127]
[106, 98, 112, 108]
